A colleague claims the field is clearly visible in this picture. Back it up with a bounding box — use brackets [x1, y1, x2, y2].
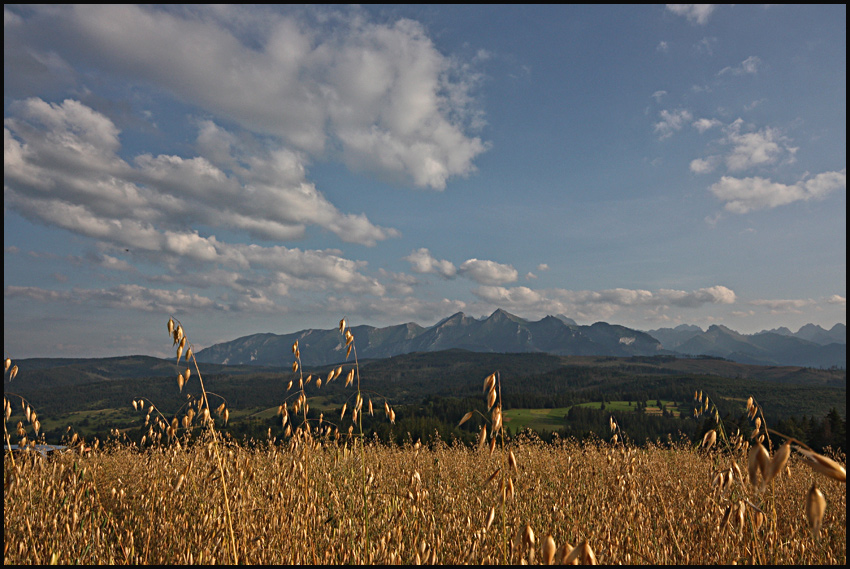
[504, 401, 683, 433]
[503, 407, 573, 432]
[4, 433, 846, 564]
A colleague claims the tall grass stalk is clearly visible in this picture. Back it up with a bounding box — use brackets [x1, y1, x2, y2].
[338, 318, 370, 558]
[167, 317, 238, 564]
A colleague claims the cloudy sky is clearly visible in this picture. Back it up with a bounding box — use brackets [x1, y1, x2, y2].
[4, 5, 846, 359]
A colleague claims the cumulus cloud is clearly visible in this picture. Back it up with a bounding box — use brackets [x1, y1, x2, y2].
[474, 285, 543, 306]
[377, 268, 418, 296]
[459, 259, 519, 286]
[722, 119, 796, 172]
[10, 5, 487, 190]
[4, 99, 398, 247]
[659, 286, 736, 307]
[826, 295, 846, 306]
[692, 118, 721, 133]
[690, 157, 718, 174]
[404, 248, 457, 278]
[403, 251, 520, 286]
[3, 97, 412, 308]
[691, 119, 801, 182]
[666, 4, 718, 25]
[654, 109, 693, 140]
[2, 6, 499, 341]
[709, 169, 846, 213]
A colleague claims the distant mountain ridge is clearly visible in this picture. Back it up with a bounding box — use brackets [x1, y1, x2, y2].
[196, 310, 845, 369]
[648, 323, 846, 349]
[197, 309, 666, 367]
[647, 323, 845, 368]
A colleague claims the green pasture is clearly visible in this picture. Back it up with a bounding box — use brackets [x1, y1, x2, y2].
[503, 407, 572, 433]
[503, 400, 682, 432]
[30, 407, 137, 436]
[573, 399, 681, 417]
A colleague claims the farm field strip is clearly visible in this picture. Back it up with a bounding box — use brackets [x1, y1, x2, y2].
[504, 400, 683, 431]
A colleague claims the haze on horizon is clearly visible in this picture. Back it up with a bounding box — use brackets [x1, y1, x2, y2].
[4, 5, 846, 359]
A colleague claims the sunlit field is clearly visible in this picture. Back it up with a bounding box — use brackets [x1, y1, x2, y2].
[4, 434, 846, 564]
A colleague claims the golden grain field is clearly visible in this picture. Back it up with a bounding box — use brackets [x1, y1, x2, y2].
[4, 432, 846, 564]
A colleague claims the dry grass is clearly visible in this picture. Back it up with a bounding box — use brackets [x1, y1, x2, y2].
[3, 432, 846, 564]
[4, 329, 847, 564]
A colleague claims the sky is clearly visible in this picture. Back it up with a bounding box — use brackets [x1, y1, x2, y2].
[3, 4, 846, 359]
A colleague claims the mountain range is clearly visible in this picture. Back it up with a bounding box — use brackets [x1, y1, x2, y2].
[196, 310, 846, 369]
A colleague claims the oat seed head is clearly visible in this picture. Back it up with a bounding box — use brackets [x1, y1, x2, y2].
[806, 483, 827, 537]
[761, 441, 791, 491]
[795, 446, 846, 484]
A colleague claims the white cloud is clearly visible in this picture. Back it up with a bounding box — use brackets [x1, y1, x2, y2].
[709, 169, 846, 213]
[722, 120, 796, 172]
[719, 56, 762, 76]
[690, 157, 718, 174]
[4, 98, 399, 248]
[656, 42, 669, 54]
[651, 90, 667, 102]
[750, 298, 816, 314]
[3, 97, 414, 306]
[404, 248, 457, 278]
[659, 286, 736, 307]
[692, 118, 721, 133]
[459, 259, 519, 285]
[666, 5, 717, 25]
[18, 5, 487, 190]
[95, 254, 134, 272]
[471, 284, 736, 322]
[826, 295, 846, 306]
[377, 268, 418, 296]
[654, 109, 693, 140]
[691, 118, 800, 180]
[536, 263, 549, 271]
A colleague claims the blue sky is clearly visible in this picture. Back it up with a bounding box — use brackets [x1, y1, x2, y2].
[4, 5, 846, 359]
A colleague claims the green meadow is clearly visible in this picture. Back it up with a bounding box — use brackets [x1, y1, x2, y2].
[503, 400, 682, 433]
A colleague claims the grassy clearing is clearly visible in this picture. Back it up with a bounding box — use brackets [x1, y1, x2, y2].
[34, 408, 136, 436]
[504, 400, 683, 432]
[503, 407, 572, 432]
